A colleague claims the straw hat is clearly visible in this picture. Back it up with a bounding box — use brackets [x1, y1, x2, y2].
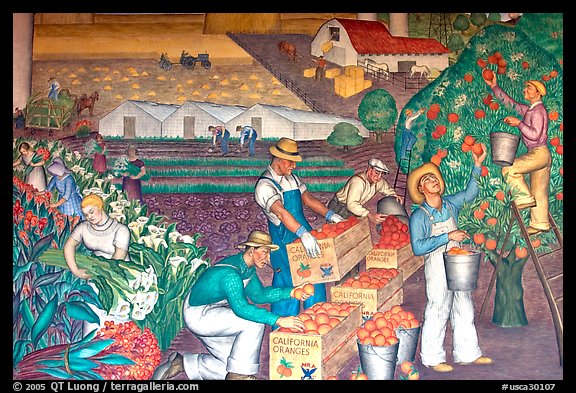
[526, 80, 546, 96]
[269, 137, 302, 162]
[406, 162, 445, 205]
[237, 230, 279, 251]
[47, 157, 70, 177]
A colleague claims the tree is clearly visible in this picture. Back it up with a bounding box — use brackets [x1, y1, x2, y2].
[453, 14, 470, 32]
[395, 23, 563, 328]
[447, 33, 465, 54]
[358, 89, 397, 143]
[470, 13, 488, 28]
[487, 13, 502, 23]
[326, 122, 363, 152]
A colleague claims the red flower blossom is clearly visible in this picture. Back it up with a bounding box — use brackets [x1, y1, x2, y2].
[13, 200, 23, 219]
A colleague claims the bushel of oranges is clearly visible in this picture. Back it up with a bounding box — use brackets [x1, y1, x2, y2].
[356, 304, 420, 346]
[292, 216, 360, 243]
[340, 267, 399, 289]
[374, 215, 410, 250]
[276, 302, 359, 335]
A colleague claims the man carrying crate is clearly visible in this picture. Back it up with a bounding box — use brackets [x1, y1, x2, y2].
[254, 138, 344, 318]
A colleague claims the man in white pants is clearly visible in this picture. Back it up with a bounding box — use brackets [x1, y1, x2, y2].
[151, 230, 308, 380]
[407, 146, 492, 373]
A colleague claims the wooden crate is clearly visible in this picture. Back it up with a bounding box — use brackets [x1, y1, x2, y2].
[286, 218, 372, 286]
[269, 304, 363, 380]
[365, 244, 424, 281]
[330, 270, 404, 319]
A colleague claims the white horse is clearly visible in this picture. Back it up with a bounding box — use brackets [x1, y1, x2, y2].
[410, 64, 430, 78]
[364, 58, 390, 80]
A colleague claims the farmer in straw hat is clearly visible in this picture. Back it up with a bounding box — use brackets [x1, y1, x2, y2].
[407, 145, 492, 373]
[152, 230, 310, 381]
[254, 138, 345, 318]
[483, 75, 551, 235]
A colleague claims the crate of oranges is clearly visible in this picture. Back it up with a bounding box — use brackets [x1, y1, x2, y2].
[365, 216, 424, 281]
[330, 267, 404, 319]
[269, 301, 362, 380]
[286, 216, 372, 286]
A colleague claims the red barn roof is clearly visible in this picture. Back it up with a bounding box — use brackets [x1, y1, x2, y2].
[335, 18, 450, 55]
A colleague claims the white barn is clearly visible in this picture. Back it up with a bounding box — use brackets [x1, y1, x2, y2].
[98, 100, 179, 138]
[230, 103, 369, 141]
[311, 18, 450, 73]
[163, 101, 247, 139]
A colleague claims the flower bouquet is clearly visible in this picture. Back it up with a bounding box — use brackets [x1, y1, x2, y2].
[13, 321, 161, 380]
[84, 139, 104, 156]
[38, 249, 159, 322]
[110, 156, 151, 181]
[24, 147, 50, 178]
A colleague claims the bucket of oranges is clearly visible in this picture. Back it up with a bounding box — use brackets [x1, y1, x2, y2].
[443, 246, 482, 291]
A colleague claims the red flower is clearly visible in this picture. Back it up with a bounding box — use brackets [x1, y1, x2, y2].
[13, 200, 23, 219]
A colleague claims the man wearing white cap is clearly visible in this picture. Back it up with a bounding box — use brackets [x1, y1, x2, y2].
[328, 158, 402, 224]
[254, 138, 344, 318]
[483, 74, 552, 235]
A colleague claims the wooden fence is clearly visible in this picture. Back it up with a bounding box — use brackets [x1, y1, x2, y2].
[359, 61, 429, 91]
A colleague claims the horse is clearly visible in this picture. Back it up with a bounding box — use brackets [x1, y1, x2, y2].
[410, 64, 430, 79]
[277, 40, 297, 61]
[76, 91, 100, 117]
[364, 58, 390, 80]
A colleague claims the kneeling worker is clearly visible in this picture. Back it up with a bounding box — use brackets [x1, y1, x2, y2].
[328, 158, 402, 225]
[152, 230, 309, 381]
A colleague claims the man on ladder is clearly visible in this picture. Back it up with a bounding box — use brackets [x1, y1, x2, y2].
[483, 74, 551, 235]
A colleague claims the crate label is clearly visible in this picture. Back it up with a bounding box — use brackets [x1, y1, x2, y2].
[365, 249, 398, 268]
[270, 335, 320, 357]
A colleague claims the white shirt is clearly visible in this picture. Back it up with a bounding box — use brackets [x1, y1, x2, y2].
[70, 218, 131, 260]
[254, 165, 307, 226]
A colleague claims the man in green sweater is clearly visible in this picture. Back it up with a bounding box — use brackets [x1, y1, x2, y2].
[152, 230, 309, 381]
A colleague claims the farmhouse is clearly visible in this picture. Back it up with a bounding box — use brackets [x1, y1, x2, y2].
[311, 18, 450, 73]
[98, 100, 179, 138]
[99, 100, 368, 141]
[163, 101, 247, 139]
[230, 103, 369, 141]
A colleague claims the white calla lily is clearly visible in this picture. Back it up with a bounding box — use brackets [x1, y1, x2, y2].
[112, 300, 131, 319]
[84, 172, 94, 179]
[147, 224, 160, 237]
[131, 305, 146, 321]
[152, 237, 168, 252]
[190, 258, 208, 273]
[179, 235, 195, 244]
[133, 207, 141, 215]
[168, 230, 182, 243]
[138, 235, 154, 249]
[128, 221, 141, 237]
[95, 178, 104, 187]
[137, 216, 149, 226]
[169, 256, 188, 273]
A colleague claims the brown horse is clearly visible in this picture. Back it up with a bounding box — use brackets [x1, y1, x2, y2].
[76, 91, 99, 117]
[277, 40, 297, 61]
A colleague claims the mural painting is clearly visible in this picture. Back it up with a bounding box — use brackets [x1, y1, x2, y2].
[12, 13, 563, 383]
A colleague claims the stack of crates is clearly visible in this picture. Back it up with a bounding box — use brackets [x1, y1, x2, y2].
[334, 65, 372, 98]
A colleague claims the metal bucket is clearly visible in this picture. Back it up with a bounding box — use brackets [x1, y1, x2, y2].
[377, 196, 409, 222]
[395, 325, 421, 364]
[357, 340, 399, 380]
[490, 132, 520, 167]
[443, 250, 482, 291]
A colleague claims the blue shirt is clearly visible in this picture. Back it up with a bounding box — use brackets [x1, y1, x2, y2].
[47, 174, 84, 219]
[409, 165, 481, 256]
[239, 126, 256, 145]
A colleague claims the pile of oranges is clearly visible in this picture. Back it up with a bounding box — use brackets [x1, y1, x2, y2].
[339, 267, 399, 289]
[292, 216, 360, 243]
[356, 304, 421, 347]
[277, 302, 359, 335]
[446, 246, 474, 256]
[373, 216, 410, 250]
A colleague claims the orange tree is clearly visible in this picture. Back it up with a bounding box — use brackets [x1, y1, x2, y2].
[395, 17, 563, 327]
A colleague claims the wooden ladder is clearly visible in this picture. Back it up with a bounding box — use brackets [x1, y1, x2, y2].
[478, 198, 563, 366]
[393, 149, 412, 207]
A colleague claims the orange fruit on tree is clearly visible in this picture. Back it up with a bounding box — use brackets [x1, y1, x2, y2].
[485, 239, 497, 250]
[462, 142, 472, 152]
[531, 238, 542, 248]
[515, 247, 528, 259]
[448, 113, 459, 123]
[489, 102, 500, 110]
[480, 201, 490, 210]
[472, 143, 484, 155]
[487, 217, 498, 226]
[474, 209, 485, 220]
[482, 68, 494, 80]
[464, 135, 476, 146]
[473, 233, 485, 245]
[464, 73, 474, 82]
[555, 145, 563, 155]
[495, 191, 505, 201]
[475, 109, 486, 119]
[431, 154, 442, 166]
[549, 111, 559, 121]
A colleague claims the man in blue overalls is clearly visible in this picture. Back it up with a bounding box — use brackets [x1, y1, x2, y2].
[255, 138, 345, 318]
[208, 125, 230, 155]
[237, 125, 258, 156]
[407, 145, 492, 373]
